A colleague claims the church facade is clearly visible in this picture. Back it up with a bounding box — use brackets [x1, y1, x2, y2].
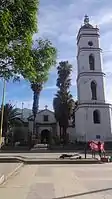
[28, 107, 57, 143]
[28, 106, 75, 143]
[28, 16, 112, 143]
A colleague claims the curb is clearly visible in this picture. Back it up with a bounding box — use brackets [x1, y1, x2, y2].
[0, 163, 23, 185]
[0, 157, 102, 165]
[24, 160, 101, 165]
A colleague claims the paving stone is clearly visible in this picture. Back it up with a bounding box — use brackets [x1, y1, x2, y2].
[26, 183, 55, 199]
[36, 166, 52, 177]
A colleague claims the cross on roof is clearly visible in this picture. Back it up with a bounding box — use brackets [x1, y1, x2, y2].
[84, 15, 89, 25]
[45, 105, 48, 109]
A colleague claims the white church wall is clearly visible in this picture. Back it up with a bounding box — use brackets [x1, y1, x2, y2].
[75, 106, 112, 141]
[36, 110, 56, 123]
[77, 50, 103, 73]
[77, 28, 99, 38]
[67, 127, 76, 142]
[108, 108, 112, 140]
[77, 75, 105, 103]
[75, 108, 85, 141]
[28, 109, 57, 137]
[88, 107, 112, 141]
[78, 34, 99, 49]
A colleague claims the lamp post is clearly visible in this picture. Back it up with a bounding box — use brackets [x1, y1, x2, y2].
[0, 78, 6, 146]
[84, 107, 88, 159]
[84, 132, 87, 159]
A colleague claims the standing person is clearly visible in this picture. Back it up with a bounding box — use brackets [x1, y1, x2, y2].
[101, 142, 106, 157]
[98, 141, 101, 158]
[89, 141, 96, 158]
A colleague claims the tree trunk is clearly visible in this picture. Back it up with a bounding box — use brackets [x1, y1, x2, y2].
[33, 116, 36, 136]
[62, 126, 67, 145]
[32, 91, 39, 137]
[3, 121, 8, 145]
[59, 125, 61, 141]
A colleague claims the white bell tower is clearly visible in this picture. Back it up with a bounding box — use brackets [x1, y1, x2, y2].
[75, 15, 112, 141]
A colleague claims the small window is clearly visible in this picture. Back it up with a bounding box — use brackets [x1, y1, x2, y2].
[91, 81, 97, 100]
[43, 115, 48, 122]
[96, 135, 100, 139]
[88, 41, 93, 46]
[89, 54, 95, 70]
[93, 110, 100, 124]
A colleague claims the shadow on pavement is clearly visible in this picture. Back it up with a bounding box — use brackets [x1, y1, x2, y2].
[53, 187, 112, 198]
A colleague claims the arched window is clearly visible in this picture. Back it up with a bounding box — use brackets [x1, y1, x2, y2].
[89, 54, 95, 70]
[93, 110, 100, 124]
[91, 81, 97, 100]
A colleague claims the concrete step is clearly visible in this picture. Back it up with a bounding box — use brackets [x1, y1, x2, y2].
[0, 156, 101, 164]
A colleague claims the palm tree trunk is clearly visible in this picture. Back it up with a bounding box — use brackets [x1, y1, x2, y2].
[32, 91, 39, 138]
[59, 125, 61, 141]
[62, 126, 67, 145]
[33, 116, 36, 135]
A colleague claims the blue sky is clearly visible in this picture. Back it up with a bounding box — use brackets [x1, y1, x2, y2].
[1, 0, 112, 110]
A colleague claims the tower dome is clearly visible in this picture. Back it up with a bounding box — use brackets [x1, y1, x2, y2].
[80, 15, 93, 29]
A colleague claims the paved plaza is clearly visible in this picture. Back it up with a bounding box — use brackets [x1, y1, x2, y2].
[0, 163, 112, 198]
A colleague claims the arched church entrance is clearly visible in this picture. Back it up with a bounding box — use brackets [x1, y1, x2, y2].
[41, 129, 50, 144]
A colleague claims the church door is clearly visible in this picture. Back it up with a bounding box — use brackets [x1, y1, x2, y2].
[41, 129, 50, 144]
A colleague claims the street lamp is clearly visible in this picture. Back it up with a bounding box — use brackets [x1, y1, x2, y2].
[84, 132, 87, 159]
[84, 107, 88, 159]
[0, 78, 6, 146]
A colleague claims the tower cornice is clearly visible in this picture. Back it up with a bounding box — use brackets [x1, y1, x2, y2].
[75, 102, 112, 111]
[77, 72, 105, 82]
[77, 47, 102, 57]
[77, 32, 100, 44]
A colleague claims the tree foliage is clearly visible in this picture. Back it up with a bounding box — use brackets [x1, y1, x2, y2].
[31, 39, 57, 83]
[71, 100, 78, 127]
[0, 103, 22, 136]
[53, 61, 74, 144]
[31, 39, 57, 119]
[0, 0, 39, 81]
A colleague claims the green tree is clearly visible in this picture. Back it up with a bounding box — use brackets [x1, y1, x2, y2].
[53, 61, 74, 144]
[0, 103, 22, 137]
[0, 0, 39, 81]
[30, 39, 57, 134]
[71, 100, 78, 127]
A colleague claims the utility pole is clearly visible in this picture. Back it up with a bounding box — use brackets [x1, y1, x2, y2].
[21, 102, 24, 119]
[0, 78, 6, 146]
[84, 132, 87, 159]
[84, 108, 88, 159]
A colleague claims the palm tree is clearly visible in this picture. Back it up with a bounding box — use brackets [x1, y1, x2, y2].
[53, 61, 74, 144]
[53, 95, 62, 138]
[54, 91, 74, 143]
[31, 82, 42, 135]
[0, 103, 21, 142]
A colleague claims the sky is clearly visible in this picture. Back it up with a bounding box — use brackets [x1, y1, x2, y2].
[1, 0, 112, 111]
